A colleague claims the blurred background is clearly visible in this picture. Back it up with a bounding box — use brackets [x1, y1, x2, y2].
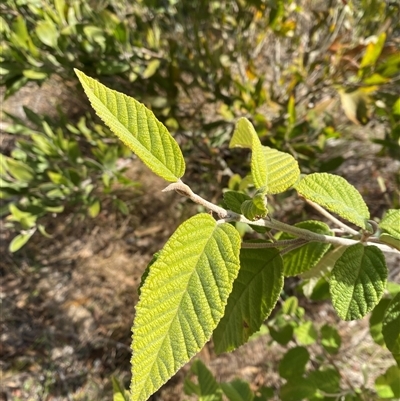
[1, 0, 399, 400]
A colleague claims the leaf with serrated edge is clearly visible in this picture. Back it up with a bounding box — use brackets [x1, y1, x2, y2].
[213, 247, 283, 354]
[223, 191, 251, 214]
[130, 214, 240, 401]
[280, 221, 332, 277]
[382, 292, 400, 366]
[75, 69, 185, 182]
[229, 118, 300, 192]
[295, 173, 370, 229]
[380, 210, 400, 240]
[330, 244, 387, 320]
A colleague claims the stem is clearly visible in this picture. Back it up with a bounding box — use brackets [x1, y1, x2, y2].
[241, 238, 306, 249]
[305, 199, 359, 236]
[165, 181, 400, 254]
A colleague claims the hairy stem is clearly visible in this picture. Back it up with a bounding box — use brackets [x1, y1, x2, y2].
[241, 238, 307, 249]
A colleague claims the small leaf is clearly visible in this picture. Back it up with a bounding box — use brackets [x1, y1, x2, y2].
[282, 296, 298, 316]
[112, 377, 129, 401]
[36, 20, 59, 48]
[279, 347, 309, 380]
[184, 359, 222, 400]
[338, 88, 370, 125]
[213, 248, 283, 354]
[22, 70, 48, 80]
[142, 59, 161, 79]
[295, 173, 370, 229]
[269, 323, 294, 346]
[379, 234, 400, 252]
[75, 69, 185, 182]
[330, 244, 388, 320]
[280, 379, 316, 401]
[88, 199, 101, 218]
[280, 221, 332, 276]
[9, 231, 35, 252]
[308, 367, 341, 394]
[130, 214, 241, 401]
[320, 324, 341, 354]
[220, 379, 253, 401]
[240, 191, 268, 220]
[382, 293, 400, 367]
[375, 365, 400, 398]
[379, 210, 400, 240]
[5, 158, 34, 182]
[223, 191, 251, 214]
[294, 321, 317, 345]
[360, 33, 386, 68]
[370, 297, 392, 347]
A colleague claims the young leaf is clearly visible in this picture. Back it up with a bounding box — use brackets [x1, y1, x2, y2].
[320, 324, 341, 354]
[229, 118, 299, 193]
[330, 244, 388, 320]
[382, 292, 400, 367]
[220, 379, 253, 401]
[240, 192, 268, 220]
[130, 214, 241, 401]
[379, 209, 400, 240]
[223, 191, 251, 214]
[294, 321, 317, 345]
[295, 173, 370, 230]
[280, 221, 332, 276]
[74, 69, 185, 182]
[279, 346, 309, 380]
[112, 377, 129, 401]
[184, 359, 222, 400]
[9, 230, 35, 252]
[375, 365, 400, 399]
[370, 298, 392, 347]
[213, 248, 283, 354]
[308, 367, 341, 394]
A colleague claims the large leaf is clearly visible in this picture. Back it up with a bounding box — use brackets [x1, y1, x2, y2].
[295, 173, 370, 230]
[382, 292, 400, 367]
[229, 118, 299, 192]
[379, 209, 400, 239]
[213, 248, 283, 354]
[75, 69, 185, 182]
[280, 221, 332, 276]
[130, 214, 241, 401]
[330, 244, 387, 320]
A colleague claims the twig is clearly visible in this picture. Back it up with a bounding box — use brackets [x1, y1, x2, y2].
[241, 238, 306, 249]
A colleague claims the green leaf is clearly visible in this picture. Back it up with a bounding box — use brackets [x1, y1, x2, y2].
[220, 379, 253, 401]
[229, 118, 299, 193]
[295, 173, 370, 230]
[308, 367, 341, 394]
[240, 192, 268, 220]
[36, 20, 59, 48]
[269, 322, 294, 346]
[379, 234, 400, 252]
[375, 365, 400, 399]
[5, 158, 34, 182]
[370, 298, 392, 347]
[22, 70, 48, 80]
[294, 321, 317, 345]
[184, 359, 222, 400]
[279, 346, 309, 380]
[75, 69, 185, 182]
[280, 221, 332, 276]
[360, 33, 386, 69]
[379, 210, 400, 240]
[282, 296, 298, 316]
[9, 230, 35, 252]
[330, 244, 387, 320]
[130, 214, 241, 401]
[112, 377, 129, 401]
[223, 191, 251, 214]
[382, 293, 400, 367]
[213, 248, 283, 354]
[88, 199, 101, 218]
[320, 324, 341, 354]
[280, 378, 317, 401]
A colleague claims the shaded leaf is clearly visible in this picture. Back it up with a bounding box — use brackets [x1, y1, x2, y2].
[221, 379, 253, 401]
[382, 292, 400, 367]
[320, 324, 341, 354]
[279, 346, 309, 380]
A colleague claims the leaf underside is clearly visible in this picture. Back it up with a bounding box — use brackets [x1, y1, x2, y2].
[379, 209, 400, 239]
[295, 173, 370, 230]
[330, 244, 387, 320]
[213, 247, 283, 354]
[74, 69, 185, 182]
[130, 213, 241, 401]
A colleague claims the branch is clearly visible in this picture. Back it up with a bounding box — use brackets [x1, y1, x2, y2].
[241, 238, 307, 249]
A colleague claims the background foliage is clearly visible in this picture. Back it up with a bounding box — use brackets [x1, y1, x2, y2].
[1, 0, 399, 399]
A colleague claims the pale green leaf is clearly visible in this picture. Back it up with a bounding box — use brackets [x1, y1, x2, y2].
[262, 146, 300, 194]
[379, 234, 400, 252]
[295, 173, 370, 229]
[294, 321, 317, 345]
[130, 214, 241, 401]
[229, 118, 299, 193]
[280, 221, 332, 276]
[379, 210, 400, 240]
[282, 296, 298, 316]
[75, 69, 185, 182]
[320, 324, 341, 354]
[330, 244, 387, 320]
[5, 157, 34, 182]
[229, 118, 267, 189]
[240, 191, 268, 220]
[382, 292, 400, 367]
[375, 365, 400, 398]
[36, 20, 59, 48]
[370, 297, 392, 347]
[9, 230, 35, 252]
[88, 199, 101, 218]
[280, 379, 316, 401]
[112, 377, 129, 401]
[279, 346, 309, 380]
[213, 248, 283, 354]
[184, 359, 222, 400]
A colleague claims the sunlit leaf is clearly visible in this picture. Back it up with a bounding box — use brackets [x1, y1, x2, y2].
[382, 293, 400, 367]
[130, 214, 240, 401]
[379, 210, 400, 240]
